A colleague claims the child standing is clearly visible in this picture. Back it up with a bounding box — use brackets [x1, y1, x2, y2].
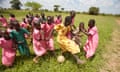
[0, 31, 16, 67]
[82, 19, 99, 59]
[10, 21, 30, 56]
[9, 14, 16, 22]
[0, 15, 8, 27]
[54, 15, 62, 25]
[32, 22, 46, 63]
[20, 18, 29, 29]
[45, 16, 55, 52]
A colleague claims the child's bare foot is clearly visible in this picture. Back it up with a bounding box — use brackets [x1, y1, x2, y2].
[77, 60, 85, 64]
[33, 58, 38, 63]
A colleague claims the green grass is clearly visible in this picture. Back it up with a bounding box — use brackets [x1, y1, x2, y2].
[0, 10, 117, 72]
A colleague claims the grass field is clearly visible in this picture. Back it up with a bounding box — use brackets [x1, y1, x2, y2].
[0, 10, 117, 72]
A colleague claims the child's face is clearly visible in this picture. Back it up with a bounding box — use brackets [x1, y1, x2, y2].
[79, 23, 84, 30]
[88, 23, 94, 28]
[35, 24, 41, 29]
[88, 19, 95, 28]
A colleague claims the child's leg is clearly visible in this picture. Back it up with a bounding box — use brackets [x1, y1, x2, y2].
[33, 56, 39, 63]
[47, 39, 56, 56]
[47, 38, 54, 51]
[72, 54, 85, 64]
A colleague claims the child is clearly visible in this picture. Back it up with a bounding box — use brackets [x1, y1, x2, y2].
[32, 22, 46, 63]
[32, 14, 40, 24]
[66, 11, 76, 39]
[0, 15, 8, 27]
[20, 18, 29, 29]
[72, 22, 85, 46]
[40, 13, 47, 24]
[0, 31, 16, 67]
[9, 14, 16, 22]
[54, 16, 84, 64]
[6, 23, 14, 33]
[10, 21, 30, 56]
[70, 10, 76, 29]
[45, 16, 55, 52]
[54, 15, 62, 25]
[82, 19, 99, 59]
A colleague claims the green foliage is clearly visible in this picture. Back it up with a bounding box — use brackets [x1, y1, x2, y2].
[10, 0, 22, 10]
[54, 5, 60, 12]
[25, 1, 42, 10]
[89, 7, 99, 15]
[0, 10, 116, 72]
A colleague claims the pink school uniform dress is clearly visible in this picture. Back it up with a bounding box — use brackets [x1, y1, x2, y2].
[54, 18, 62, 25]
[45, 23, 55, 51]
[20, 22, 29, 38]
[7, 28, 13, 33]
[33, 28, 46, 56]
[33, 17, 39, 22]
[0, 17, 8, 27]
[0, 38, 16, 66]
[84, 26, 99, 58]
[20, 22, 28, 29]
[9, 17, 16, 22]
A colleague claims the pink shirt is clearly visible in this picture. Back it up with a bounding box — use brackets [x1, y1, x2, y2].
[71, 18, 74, 25]
[55, 18, 62, 25]
[0, 17, 8, 27]
[20, 22, 28, 29]
[9, 17, 16, 22]
[0, 38, 16, 66]
[33, 17, 39, 22]
[45, 23, 54, 38]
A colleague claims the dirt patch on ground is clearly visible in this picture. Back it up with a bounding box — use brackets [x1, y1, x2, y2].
[100, 19, 120, 72]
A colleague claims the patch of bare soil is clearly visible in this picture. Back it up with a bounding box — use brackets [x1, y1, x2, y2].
[100, 19, 120, 72]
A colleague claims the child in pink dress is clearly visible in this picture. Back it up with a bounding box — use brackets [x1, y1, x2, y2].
[0, 15, 8, 27]
[45, 16, 55, 51]
[0, 31, 16, 67]
[33, 22, 46, 63]
[20, 18, 29, 29]
[54, 15, 62, 25]
[82, 19, 99, 59]
[9, 14, 16, 22]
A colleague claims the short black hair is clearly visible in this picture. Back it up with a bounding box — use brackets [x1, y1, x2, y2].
[10, 13, 15, 17]
[88, 19, 95, 28]
[64, 16, 72, 27]
[0, 14, 3, 17]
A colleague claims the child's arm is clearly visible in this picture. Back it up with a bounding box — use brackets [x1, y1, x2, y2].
[81, 29, 90, 36]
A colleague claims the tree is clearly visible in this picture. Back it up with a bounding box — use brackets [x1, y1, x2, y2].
[25, 1, 42, 10]
[10, 0, 22, 10]
[54, 5, 60, 12]
[89, 7, 99, 15]
[61, 8, 64, 11]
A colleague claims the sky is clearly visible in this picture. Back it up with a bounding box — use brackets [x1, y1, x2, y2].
[0, 0, 120, 14]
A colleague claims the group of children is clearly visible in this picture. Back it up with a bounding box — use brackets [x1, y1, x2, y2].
[0, 11, 99, 67]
